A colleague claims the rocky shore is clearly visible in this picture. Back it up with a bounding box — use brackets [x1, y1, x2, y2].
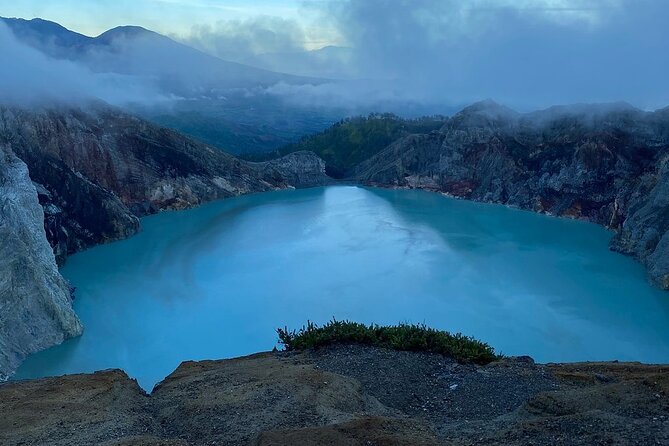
[354, 101, 669, 289]
[0, 103, 331, 264]
[1, 344, 667, 445]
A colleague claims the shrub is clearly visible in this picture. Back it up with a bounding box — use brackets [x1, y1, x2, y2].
[277, 319, 499, 365]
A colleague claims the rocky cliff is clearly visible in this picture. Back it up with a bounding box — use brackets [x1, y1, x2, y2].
[0, 103, 329, 379]
[0, 104, 329, 263]
[0, 145, 82, 381]
[1, 345, 667, 445]
[355, 101, 669, 288]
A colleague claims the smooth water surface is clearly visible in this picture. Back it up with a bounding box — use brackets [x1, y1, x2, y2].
[15, 186, 669, 389]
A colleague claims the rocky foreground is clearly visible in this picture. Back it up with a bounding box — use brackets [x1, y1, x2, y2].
[1, 344, 667, 446]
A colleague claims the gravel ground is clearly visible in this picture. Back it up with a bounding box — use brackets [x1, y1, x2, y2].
[306, 345, 558, 427]
[1, 345, 667, 445]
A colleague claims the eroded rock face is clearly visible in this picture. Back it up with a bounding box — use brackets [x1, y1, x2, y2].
[0, 104, 330, 261]
[355, 101, 669, 288]
[610, 160, 669, 287]
[253, 150, 329, 189]
[0, 145, 82, 381]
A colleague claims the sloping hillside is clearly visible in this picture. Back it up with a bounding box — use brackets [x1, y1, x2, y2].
[0, 17, 317, 93]
[268, 113, 446, 177]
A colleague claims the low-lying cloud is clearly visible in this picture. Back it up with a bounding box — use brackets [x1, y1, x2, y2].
[180, 0, 669, 110]
[4, 1, 668, 113]
[185, 16, 306, 64]
[0, 22, 166, 106]
[326, 0, 669, 109]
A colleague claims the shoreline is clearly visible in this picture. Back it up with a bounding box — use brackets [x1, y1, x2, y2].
[361, 180, 664, 287]
[61, 181, 626, 272]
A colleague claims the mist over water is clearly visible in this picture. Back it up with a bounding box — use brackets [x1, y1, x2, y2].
[15, 186, 669, 389]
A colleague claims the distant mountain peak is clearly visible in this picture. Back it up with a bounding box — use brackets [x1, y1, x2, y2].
[2, 15, 325, 96]
[459, 99, 517, 115]
[1, 16, 91, 39]
[2, 16, 66, 29]
[0, 16, 93, 57]
[450, 100, 519, 128]
[96, 25, 159, 42]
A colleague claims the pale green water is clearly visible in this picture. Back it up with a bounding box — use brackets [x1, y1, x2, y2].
[15, 186, 669, 389]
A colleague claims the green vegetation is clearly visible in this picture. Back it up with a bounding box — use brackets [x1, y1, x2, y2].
[277, 320, 499, 364]
[265, 114, 446, 178]
[135, 96, 340, 155]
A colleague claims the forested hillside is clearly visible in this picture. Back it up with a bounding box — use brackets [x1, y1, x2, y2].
[254, 114, 446, 177]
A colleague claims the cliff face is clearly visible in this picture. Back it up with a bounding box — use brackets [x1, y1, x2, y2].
[355, 101, 669, 288]
[255, 150, 332, 188]
[0, 104, 329, 263]
[0, 145, 82, 381]
[0, 103, 329, 379]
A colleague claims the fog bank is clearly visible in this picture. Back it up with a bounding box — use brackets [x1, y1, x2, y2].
[182, 0, 669, 110]
[0, 22, 165, 106]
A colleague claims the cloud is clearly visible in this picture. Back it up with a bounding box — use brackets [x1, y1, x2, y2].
[184, 16, 307, 63]
[323, 0, 669, 109]
[4, 0, 668, 112]
[0, 22, 167, 106]
[179, 13, 354, 78]
[182, 0, 668, 111]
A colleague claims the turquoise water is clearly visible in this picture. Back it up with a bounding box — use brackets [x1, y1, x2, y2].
[14, 186, 669, 389]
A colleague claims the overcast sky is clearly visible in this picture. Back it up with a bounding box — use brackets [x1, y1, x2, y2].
[1, 0, 320, 40]
[2, 0, 669, 109]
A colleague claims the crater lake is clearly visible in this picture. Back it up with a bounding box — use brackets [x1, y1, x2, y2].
[14, 186, 669, 389]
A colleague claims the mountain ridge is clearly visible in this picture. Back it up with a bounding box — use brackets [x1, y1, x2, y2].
[0, 16, 321, 91]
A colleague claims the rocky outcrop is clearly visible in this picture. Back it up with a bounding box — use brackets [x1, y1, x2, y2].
[0, 145, 82, 381]
[355, 101, 669, 288]
[1, 345, 667, 445]
[0, 103, 329, 379]
[610, 159, 669, 288]
[254, 150, 329, 188]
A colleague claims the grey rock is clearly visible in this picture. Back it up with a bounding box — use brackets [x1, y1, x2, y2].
[355, 100, 669, 288]
[0, 103, 330, 259]
[253, 150, 331, 188]
[0, 144, 82, 381]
